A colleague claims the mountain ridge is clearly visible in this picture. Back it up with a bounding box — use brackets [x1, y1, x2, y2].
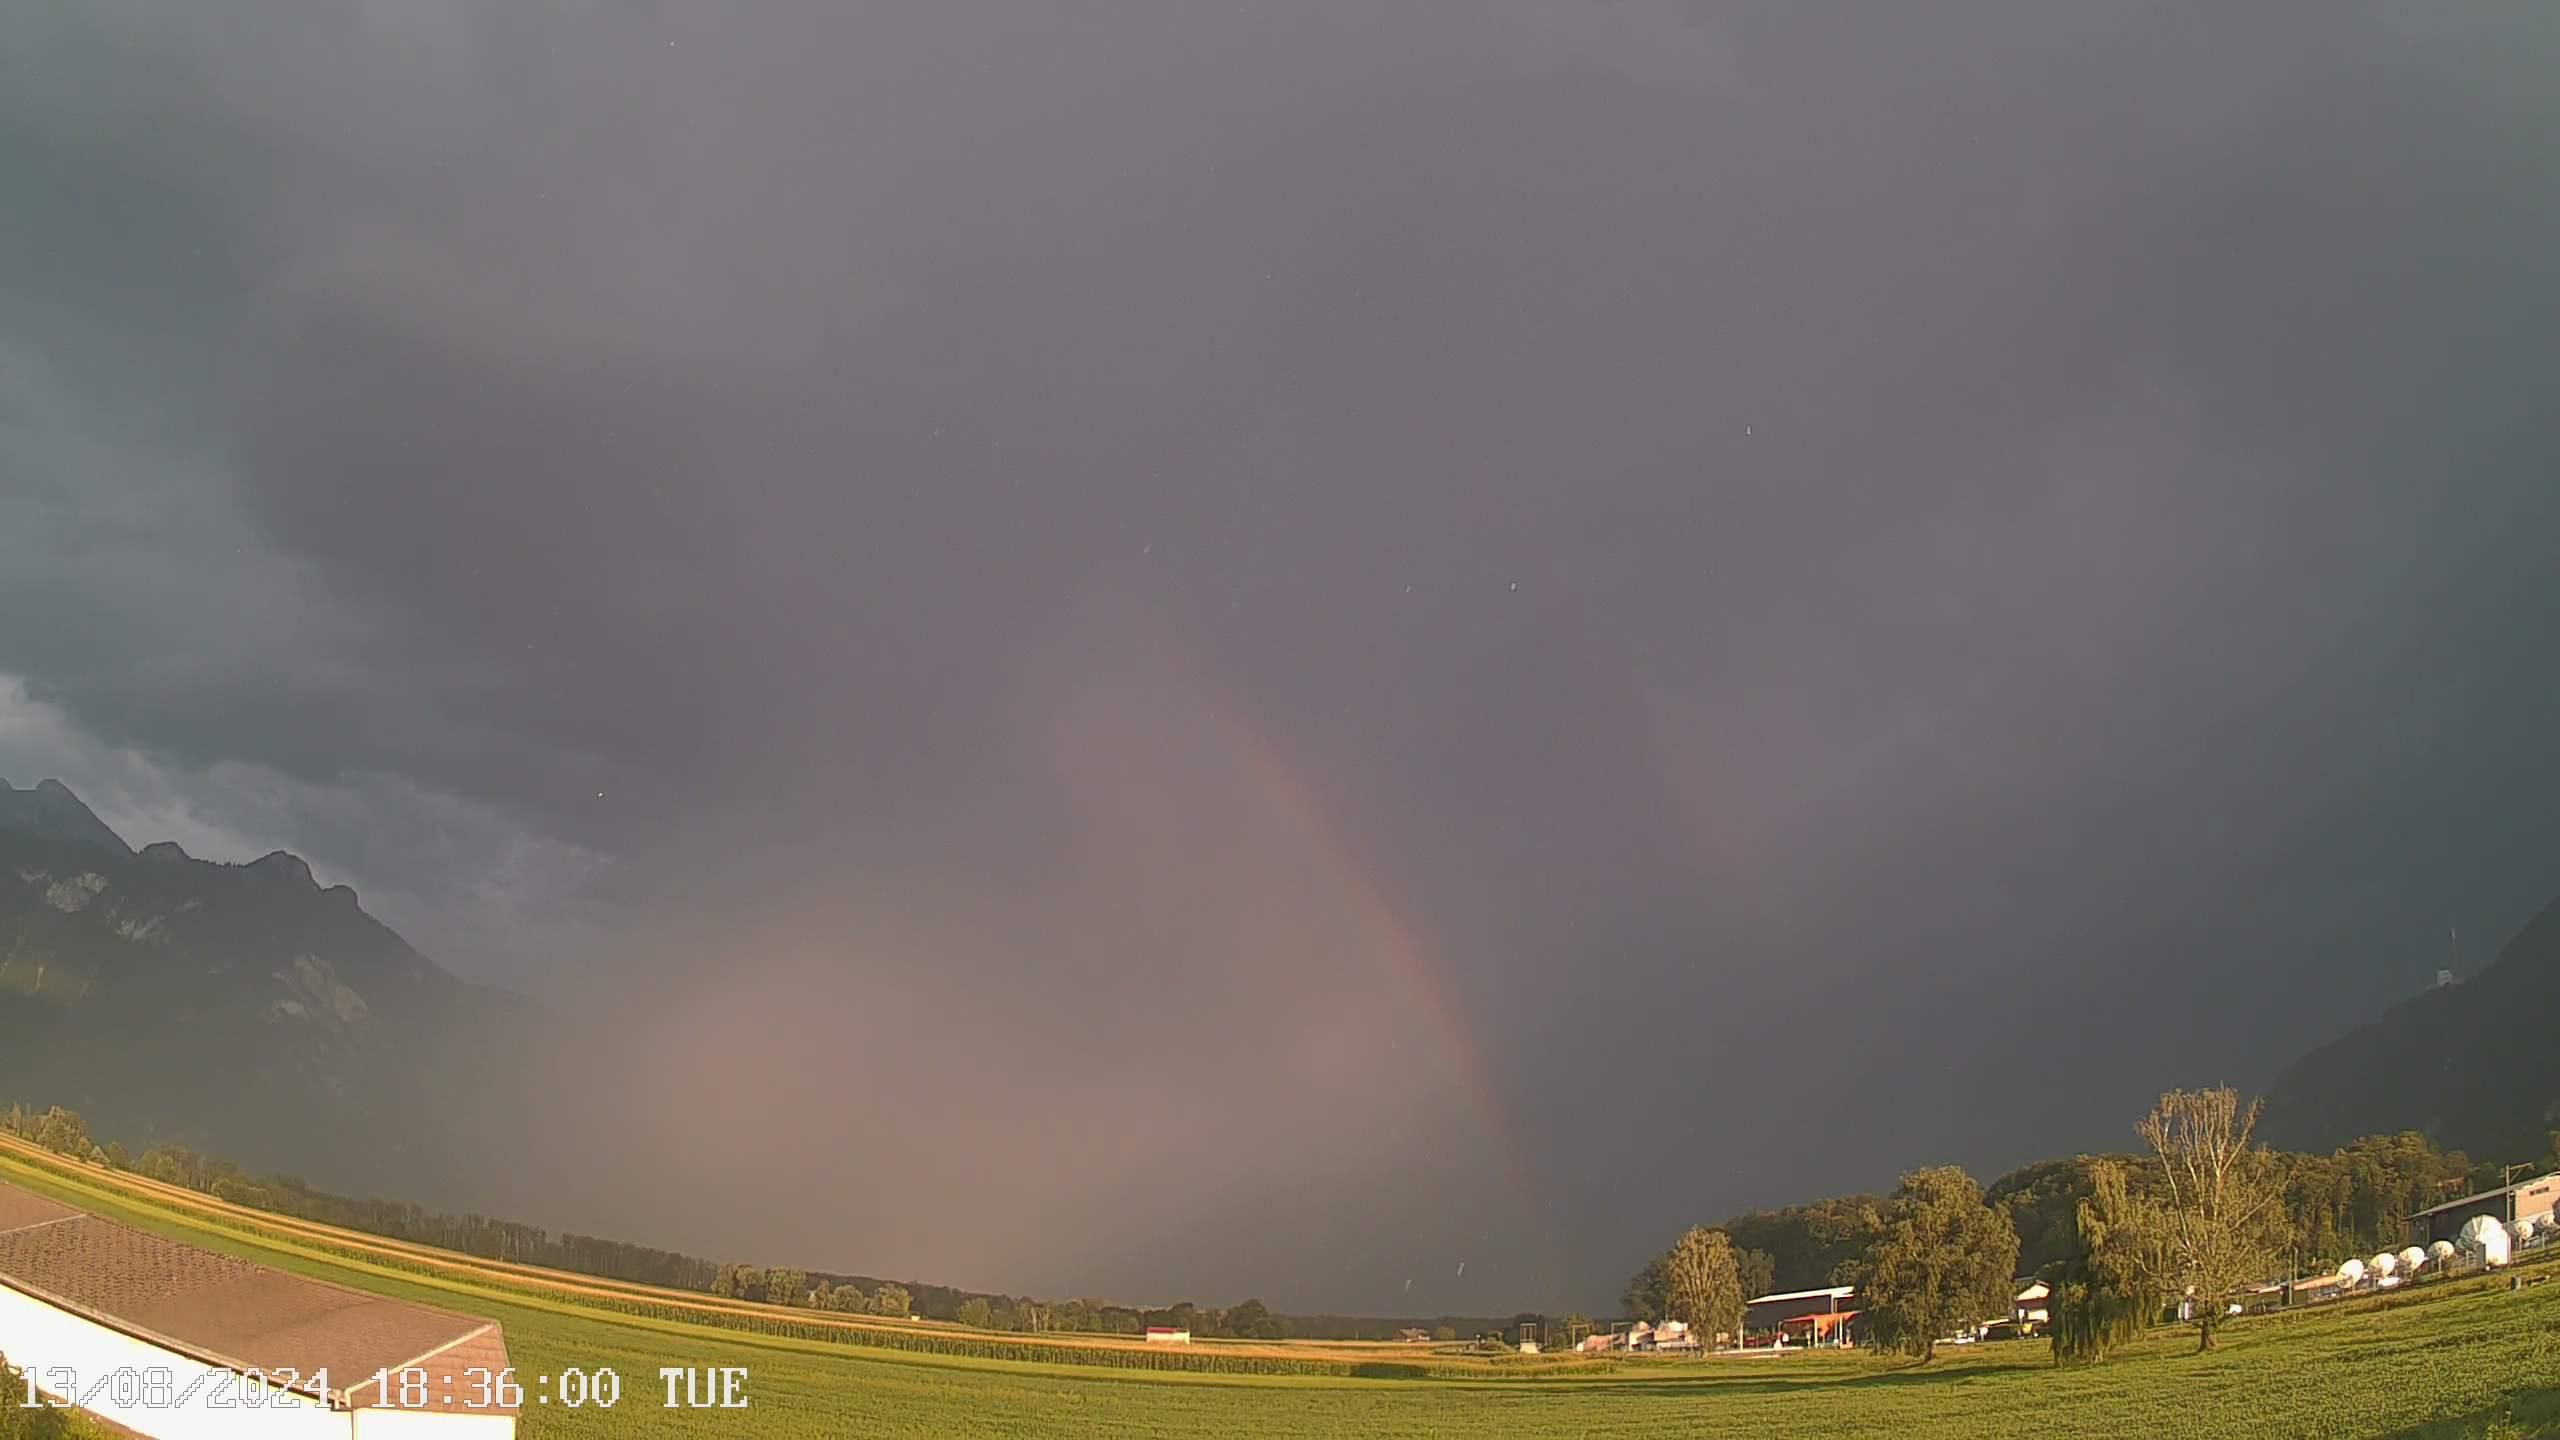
[0, 779, 534, 1201]
[0, 776, 136, 859]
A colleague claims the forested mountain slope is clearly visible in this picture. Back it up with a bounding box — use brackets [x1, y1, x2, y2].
[2264, 891, 2560, 1162]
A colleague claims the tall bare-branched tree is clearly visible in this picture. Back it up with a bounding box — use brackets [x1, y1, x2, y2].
[2138, 1088, 2283, 1351]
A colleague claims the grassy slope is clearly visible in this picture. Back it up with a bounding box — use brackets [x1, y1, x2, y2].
[2, 1152, 2556, 1438]
[0, 1138, 1506, 1376]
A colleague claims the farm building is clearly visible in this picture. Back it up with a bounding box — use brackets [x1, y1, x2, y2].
[1623, 1319, 1697, 1352]
[0, 1179, 516, 1438]
[2012, 1280, 2051, 1326]
[1774, 1309, 1860, 1347]
[1744, 1285, 1857, 1336]
[2404, 1173, 2560, 1247]
[1143, 1327, 1191, 1344]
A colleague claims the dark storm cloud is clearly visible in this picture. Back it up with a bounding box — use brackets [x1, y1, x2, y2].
[4, 1, 2557, 1308]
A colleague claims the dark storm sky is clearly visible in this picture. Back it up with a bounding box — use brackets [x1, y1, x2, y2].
[4, 2, 2558, 1312]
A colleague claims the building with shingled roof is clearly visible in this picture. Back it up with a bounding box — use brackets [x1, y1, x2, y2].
[0, 1178, 517, 1438]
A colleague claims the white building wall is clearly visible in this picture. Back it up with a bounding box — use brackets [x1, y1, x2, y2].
[351, 1407, 517, 1440]
[0, 1281, 350, 1440]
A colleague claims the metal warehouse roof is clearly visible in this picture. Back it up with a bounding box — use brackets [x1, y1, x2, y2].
[2407, 1173, 2558, 1220]
[0, 1177, 514, 1414]
[1746, 1286, 1858, 1304]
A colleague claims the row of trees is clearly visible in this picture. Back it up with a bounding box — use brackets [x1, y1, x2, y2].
[1706, 1124, 2512, 1307]
[1990, 1130, 2499, 1282]
[697, 1258, 1295, 1337]
[707, 1262, 916, 1320]
[1629, 1089, 2555, 1364]
[2, 1105, 105, 1166]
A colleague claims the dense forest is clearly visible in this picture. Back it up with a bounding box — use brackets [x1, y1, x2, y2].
[1663, 1127, 2537, 1308]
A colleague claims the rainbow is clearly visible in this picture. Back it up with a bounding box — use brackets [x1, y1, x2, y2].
[1196, 687, 1539, 1204]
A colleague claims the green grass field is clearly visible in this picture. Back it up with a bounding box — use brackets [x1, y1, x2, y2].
[4, 1151, 2556, 1439]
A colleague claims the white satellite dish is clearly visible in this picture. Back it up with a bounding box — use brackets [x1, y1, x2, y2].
[2337, 1258, 2365, 1285]
[2460, 1214, 2512, 1266]
[2510, 1218, 2536, 1245]
[2429, 1240, 2457, 1263]
[2398, 1247, 2427, 1274]
[2370, 1251, 2397, 1278]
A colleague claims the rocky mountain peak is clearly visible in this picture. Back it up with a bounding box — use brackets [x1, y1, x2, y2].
[0, 778, 133, 858]
[245, 850, 320, 889]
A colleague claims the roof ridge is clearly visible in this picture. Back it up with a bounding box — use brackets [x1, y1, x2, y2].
[341, 1323, 498, 1403]
[0, 1212, 84, 1238]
